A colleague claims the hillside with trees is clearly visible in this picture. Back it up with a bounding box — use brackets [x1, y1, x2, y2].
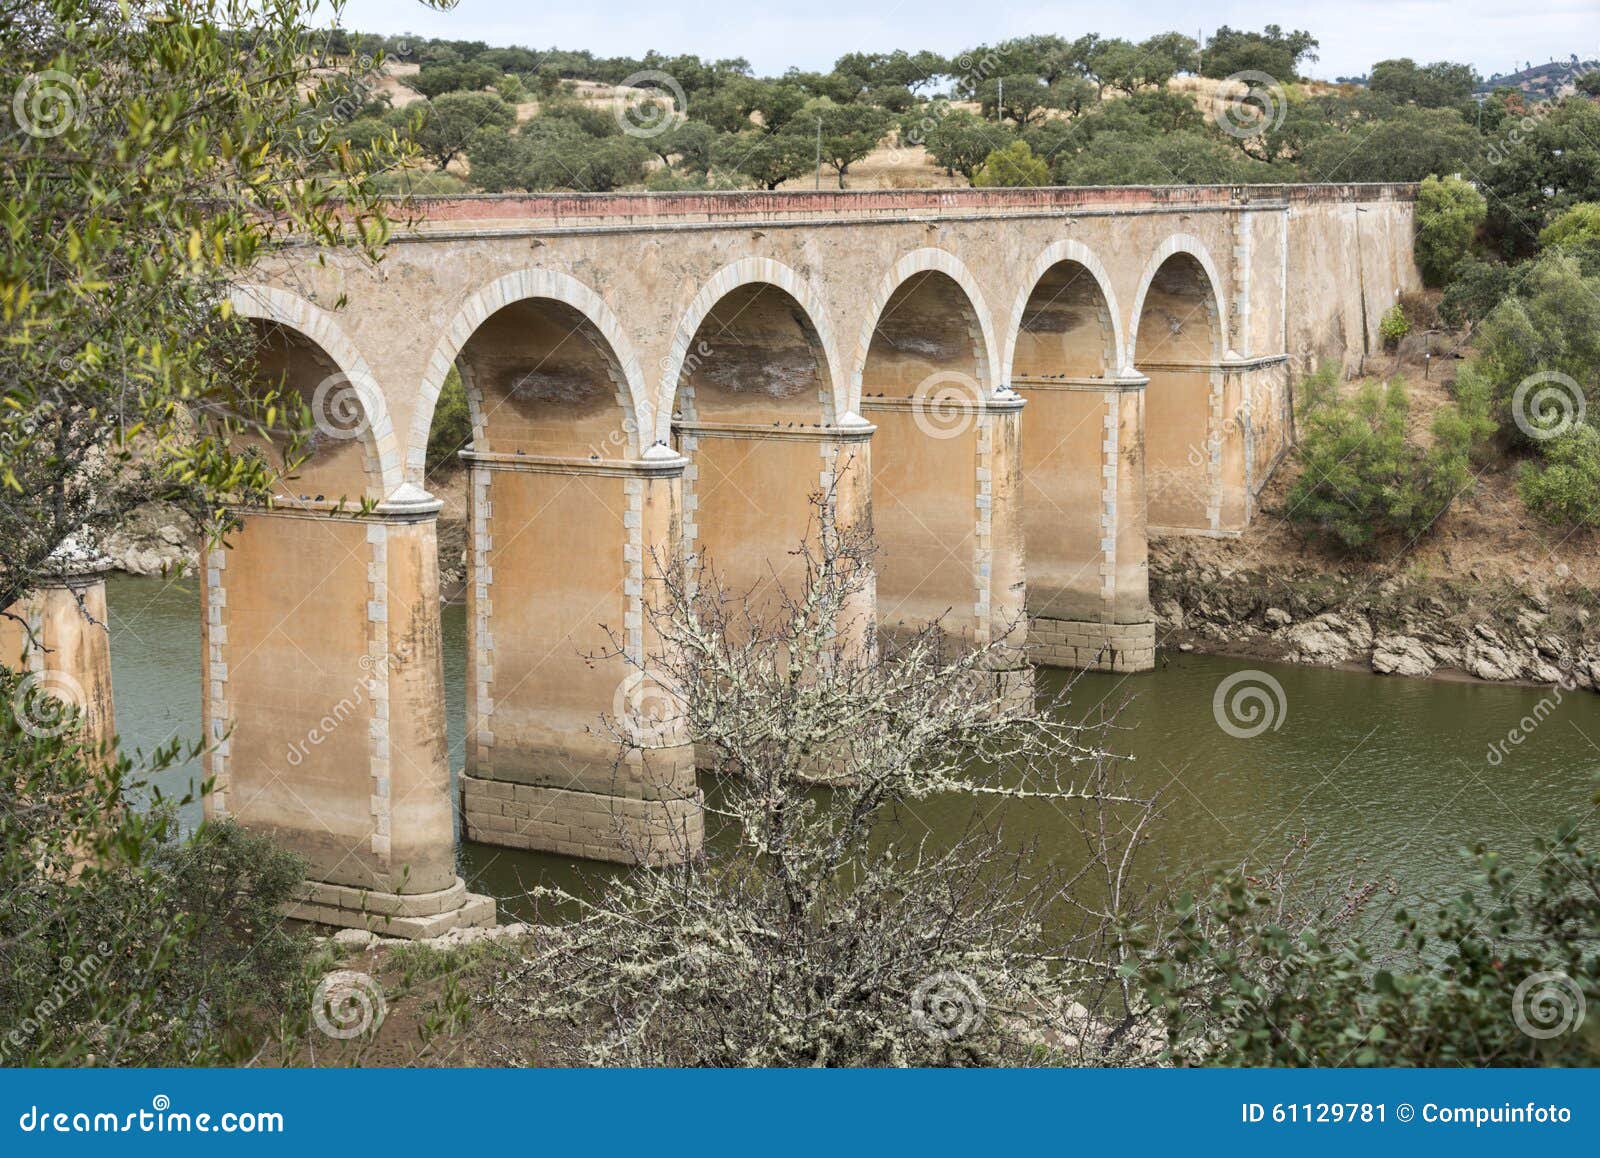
[312, 25, 1594, 242]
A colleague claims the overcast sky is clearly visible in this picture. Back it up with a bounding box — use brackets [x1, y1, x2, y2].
[331, 0, 1597, 82]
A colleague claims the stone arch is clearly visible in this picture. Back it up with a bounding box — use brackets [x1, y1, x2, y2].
[1002, 239, 1126, 384]
[228, 284, 402, 498]
[1132, 236, 1229, 533]
[408, 269, 650, 479]
[854, 250, 1017, 647]
[1126, 234, 1229, 366]
[851, 248, 998, 409]
[660, 257, 843, 439]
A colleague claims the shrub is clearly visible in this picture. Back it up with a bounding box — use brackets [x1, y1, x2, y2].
[1538, 202, 1600, 249]
[0, 667, 312, 1065]
[1413, 174, 1486, 286]
[1469, 251, 1600, 447]
[1396, 291, 1438, 332]
[425, 366, 473, 476]
[1137, 796, 1600, 1066]
[1286, 376, 1488, 554]
[1520, 426, 1600, 527]
[1437, 258, 1513, 329]
[972, 140, 1049, 187]
[368, 170, 469, 196]
[1378, 303, 1410, 349]
[488, 508, 1155, 1066]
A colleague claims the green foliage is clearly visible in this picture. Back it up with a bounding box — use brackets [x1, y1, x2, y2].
[0, 0, 436, 615]
[1368, 58, 1478, 109]
[649, 120, 719, 174]
[1296, 105, 1480, 182]
[402, 60, 501, 98]
[368, 169, 469, 195]
[1539, 202, 1600, 249]
[643, 166, 744, 192]
[466, 118, 650, 192]
[1477, 98, 1600, 257]
[1520, 426, 1600, 527]
[425, 367, 472, 476]
[0, 667, 312, 1065]
[1413, 174, 1486, 286]
[1054, 130, 1245, 186]
[1378, 303, 1411, 349]
[1200, 25, 1320, 82]
[1438, 258, 1514, 329]
[921, 108, 1009, 179]
[1136, 800, 1600, 1066]
[353, 25, 1589, 198]
[1286, 375, 1488, 554]
[833, 49, 948, 95]
[1468, 251, 1600, 446]
[972, 74, 1060, 126]
[971, 140, 1048, 187]
[715, 129, 813, 189]
[1088, 33, 1197, 94]
[411, 90, 516, 169]
[807, 103, 895, 187]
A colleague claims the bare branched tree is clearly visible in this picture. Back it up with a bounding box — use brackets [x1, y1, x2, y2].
[488, 488, 1167, 1066]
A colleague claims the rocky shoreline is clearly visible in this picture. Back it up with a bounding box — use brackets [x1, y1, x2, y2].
[1151, 539, 1600, 690]
[99, 502, 199, 577]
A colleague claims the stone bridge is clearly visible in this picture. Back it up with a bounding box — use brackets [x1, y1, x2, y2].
[6, 183, 1421, 936]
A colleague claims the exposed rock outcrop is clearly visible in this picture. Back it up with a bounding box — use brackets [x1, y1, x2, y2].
[100, 502, 199, 577]
[1152, 539, 1599, 689]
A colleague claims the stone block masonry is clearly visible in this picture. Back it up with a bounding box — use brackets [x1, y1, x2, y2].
[1029, 617, 1157, 673]
[192, 182, 1419, 896]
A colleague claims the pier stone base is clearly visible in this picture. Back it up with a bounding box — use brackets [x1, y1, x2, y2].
[1029, 617, 1156, 673]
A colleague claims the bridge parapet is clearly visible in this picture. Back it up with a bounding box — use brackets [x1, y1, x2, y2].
[385, 183, 1418, 234]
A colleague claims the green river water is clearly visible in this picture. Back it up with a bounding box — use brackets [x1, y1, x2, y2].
[106, 574, 1600, 921]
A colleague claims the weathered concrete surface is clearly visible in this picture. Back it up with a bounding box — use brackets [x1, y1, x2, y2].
[199, 183, 1418, 894]
[1, 572, 116, 757]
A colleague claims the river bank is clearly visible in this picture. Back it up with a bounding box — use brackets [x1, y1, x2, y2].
[1149, 421, 1600, 690]
[1151, 535, 1600, 688]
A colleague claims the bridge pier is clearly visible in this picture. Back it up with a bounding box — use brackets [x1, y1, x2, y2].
[202, 488, 494, 938]
[457, 448, 702, 865]
[1017, 374, 1155, 673]
[861, 392, 1032, 698]
[1, 557, 116, 755]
